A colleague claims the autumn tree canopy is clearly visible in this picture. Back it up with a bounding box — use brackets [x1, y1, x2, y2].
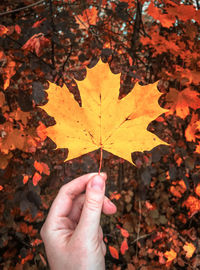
[0, 0, 200, 269]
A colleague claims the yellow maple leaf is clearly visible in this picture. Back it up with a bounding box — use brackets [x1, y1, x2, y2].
[41, 60, 167, 164]
[183, 242, 196, 258]
[164, 249, 177, 265]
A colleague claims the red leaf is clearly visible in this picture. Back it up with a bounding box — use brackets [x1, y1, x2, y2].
[32, 18, 47, 28]
[120, 239, 128, 255]
[15, 25, 21, 34]
[109, 246, 119, 259]
[22, 33, 50, 57]
[0, 185, 3, 191]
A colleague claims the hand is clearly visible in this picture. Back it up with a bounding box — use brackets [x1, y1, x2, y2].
[40, 173, 117, 270]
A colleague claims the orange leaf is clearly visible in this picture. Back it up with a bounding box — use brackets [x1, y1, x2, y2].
[185, 113, 200, 142]
[170, 180, 187, 198]
[0, 25, 8, 36]
[3, 60, 16, 90]
[32, 172, 42, 186]
[40, 60, 168, 164]
[76, 7, 98, 29]
[36, 121, 47, 141]
[148, 2, 175, 28]
[164, 249, 177, 265]
[195, 183, 200, 197]
[182, 196, 200, 217]
[183, 242, 196, 258]
[0, 185, 3, 191]
[145, 200, 156, 210]
[110, 191, 121, 200]
[195, 143, 200, 154]
[23, 175, 29, 184]
[165, 88, 200, 119]
[34, 161, 50, 175]
[120, 239, 128, 255]
[34, 160, 43, 174]
[109, 246, 119, 259]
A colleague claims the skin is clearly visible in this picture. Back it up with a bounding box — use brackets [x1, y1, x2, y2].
[40, 173, 117, 270]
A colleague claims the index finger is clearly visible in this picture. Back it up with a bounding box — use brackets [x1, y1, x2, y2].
[47, 172, 107, 220]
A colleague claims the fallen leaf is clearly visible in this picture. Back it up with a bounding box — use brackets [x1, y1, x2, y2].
[0, 25, 8, 36]
[34, 161, 50, 175]
[164, 249, 177, 265]
[120, 239, 128, 255]
[183, 242, 196, 258]
[109, 246, 119, 259]
[185, 113, 200, 142]
[23, 175, 29, 184]
[195, 183, 200, 197]
[183, 196, 200, 217]
[170, 180, 187, 198]
[2, 59, 16, 90]
[32, 172, 42, 186]
[41, 60, 167, 164]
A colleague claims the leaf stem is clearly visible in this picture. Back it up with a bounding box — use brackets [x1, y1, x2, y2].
[98, 147, 103, 174]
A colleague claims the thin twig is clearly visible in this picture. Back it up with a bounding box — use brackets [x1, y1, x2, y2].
[0, 0, 45, 16]
[98, 147, 103, 174]
[136, 199, 141, 257]
[48, 0, 55, 68]
[131, 233, 152, 244]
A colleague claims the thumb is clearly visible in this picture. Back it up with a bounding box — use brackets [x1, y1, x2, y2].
[76, 174, 106, 238]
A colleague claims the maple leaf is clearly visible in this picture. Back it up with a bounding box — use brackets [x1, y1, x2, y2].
[41, 60, 167, 164]
[183, 242, 196, 258]
[148, 2, 175, 28]
[165, 88, 200, 119]
[76, 7, 98, 29]
[164, 249, 177, 265]
[185, 113, 200, 142]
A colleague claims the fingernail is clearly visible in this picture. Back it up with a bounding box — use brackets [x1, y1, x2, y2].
[91, 175, 104, 191]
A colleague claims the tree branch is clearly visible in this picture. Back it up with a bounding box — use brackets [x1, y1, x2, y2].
[6, 35, 54, 71]
[0, 0, 45, 16]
